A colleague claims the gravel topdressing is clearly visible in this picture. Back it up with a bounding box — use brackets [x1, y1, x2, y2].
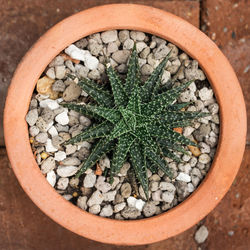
[26, 30, 220, 220]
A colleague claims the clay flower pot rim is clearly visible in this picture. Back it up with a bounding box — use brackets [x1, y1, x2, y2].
[4, 4, 247, 246]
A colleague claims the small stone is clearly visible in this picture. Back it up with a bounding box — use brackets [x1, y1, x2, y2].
[87, 190, 104, 207]
[199, 87, 213, 101]
[75, 64, 89, 78]
[162, 191, 175, 203]
[152, 190, 162, 201]
[26, 109, 38, 126]
[100, 204, 113, 217]
[63, 83, 81, 102]
[187, 183, 195, 192]
[40, 99, 60, 110]
[36, 76, 58, 99]
[51, 135, 64, 149]
[188, 145, 201, 157]
[199, 154, 211, 164]
[84, 172, 97, 188]
[65, 144, 77, 155]
[114, 202, 126, 213]
[84, 54, 99, 70]
[143, 202, 157, 217]
[121, 207, 141, 219]
[176, 172, 191, 182]
[135, 199, 145, 211]
[88, 69, 100, 80]
[199, 142, 211, 153]
[55, 65, 66, 79]
[55, 111, 69, 125]
[140, 47, 150, 59]
[54, 151, 66, 161]
[98, 156, 110, 171]
[48, 126, 58, 137]
[29, 98, 38, 109]
[77, 196, 88, 210]
[103, 190, 117, 202]
[89, 204, 101, 215]
[123, 39, 134, 50]
[149, 174, 161, 182]
[65, 60, 75, 72]
[41, 157, 55, 174]
[95, 176, 112, 193]
[150, 181, 159, 192]
[161, 70, 171, 84]
[35, 132, 48, 143]
[62, 157, 81, 166]
[121, 183, 132, 198]
[49, 56, 64, 67]
[46, 170, 56, 187]
[52, 80, 66, 92]
[141, 64, 153, 75]
[136, 42, 147, 53]
[154, 44, 171, 59]
[57, 177, 69, 190]
[69, 177, 79, 188]
[107, 42, 119, 54]
[63, 194, 73, 201]
[110, 177, 120, 190]
[130, 31, 145, 41]
[159, 182, 176, 192]
[46, 67, 55, 79]
[118, 30, 130, 43]
[29, 126, 40, 137]
[101, 30, 118, 43]
[112, 50, 130, 64]
[57, 165, 78, 177]
[195, 225, 209, 244]
[192, 175, 200, 187]
[118, 162, 130, 176]
[45, 138, 58, 152]
[183, 126, 195, 136]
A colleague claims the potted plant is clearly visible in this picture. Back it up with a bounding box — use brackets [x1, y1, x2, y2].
[4, 4, 246, 245]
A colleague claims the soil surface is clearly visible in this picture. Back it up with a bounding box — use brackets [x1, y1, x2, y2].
[0, 0, 249, 249]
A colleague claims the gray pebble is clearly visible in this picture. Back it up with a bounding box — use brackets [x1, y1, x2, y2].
[89, 204, 101, 215]
[63, 83, 82, 102]
[77, 196, 88, 210]
[41, 157, 55, 174]
[121, 206, 141, 219]
[35, 132, 48, 143]
[100, 205, 113, 217]
[195, 225, 209, 244]
[52, 80, 66, 92]
[26, 109, 38, 126]
[87, 190, 104, 207]
[121, 183, 132, 198]
[112, 50, 130, 64]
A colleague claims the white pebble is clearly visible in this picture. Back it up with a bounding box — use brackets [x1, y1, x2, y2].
[45, 139, 58, 152]
[48, 126, 58, 137]
[46, 170, 56, 187]
[127, 197, 145, 212]
[55, 111, 69, 125]
[57, 165, 78, 177]
[54, 151, 66, 161]
[57, 177, 69, 190]
[176, 172, 191, 182]
[84, 172, 96, 188]
[40, 99, 59, 110]
[195, 225, 209, 243]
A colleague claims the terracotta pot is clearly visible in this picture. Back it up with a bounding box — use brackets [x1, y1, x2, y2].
[4, 4, 247, 245]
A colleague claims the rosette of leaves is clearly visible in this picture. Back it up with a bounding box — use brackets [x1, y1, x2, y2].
[62, 45, 208, 198]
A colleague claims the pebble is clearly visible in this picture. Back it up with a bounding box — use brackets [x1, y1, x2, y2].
[45, 138, 58, 152]
[95, 176, 112, 193]
[118, 30, 130, 43]
[162, 191, 175, 203]
[63, 83, 82, 102]
[62, 157, 81, 166]
[49, 56, 64, 67]
[65, 144, 77, 155]
[100, 205, 113, 217]
[152, 190, 162, 202]
[40, 99, 59, 110]
[29, 126, 40, 137]
[55, 111, 69, 125]
[114, 202, 126, 213]
[26, 109, 38, 126]
[89, 204, 101, 215]
[107, 42, 119, 54]
[121, 207, 141, 219]
[150, 181, 159, 192]
[48, 126, 58, 137]
[35, 132, 48, 143]
[143, 202, 157, 217]
[84, 172, 97, 188]
[194, 225, 209, 244]
[123, 39, 134, 50]
[57, 165, 78, 177]
[183, 126, 195, 136]
[159, 182, 176, 192]
[54, 151, 66, 161]
[199, 154, 211, 164]
[87, 190, 104, 207]
[52, 80, 66, 92]
[41, 157, 55, 174]
[199, 87, 213, 101]
[176, 172, 191, 182]
[103, 190, 117, 202]
[69, 177, 79, 188]
[154, 44, 171, 59]
[118, 162, 130, 176]
[121, 183, 132, 198]
[130, 31, 145, 41]
[141, 64, 153, 75]
[101, 30, 118, 43]
[112, 50, 130, 64]
[57, 177, 69, 190]
[36, 76, 58, 99]
[77, 196, 88, 210]
[55, 65, 66, 79]
[46, 170, 56, 187]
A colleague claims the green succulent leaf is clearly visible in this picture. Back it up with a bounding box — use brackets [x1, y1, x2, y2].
[130, 140, 148, 199]
[78, 79, 114, 107]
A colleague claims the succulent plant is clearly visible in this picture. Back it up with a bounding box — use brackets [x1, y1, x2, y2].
[62, 45, 208, 197]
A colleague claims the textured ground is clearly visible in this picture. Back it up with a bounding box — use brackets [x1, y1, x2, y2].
[0, 0, 249, 249]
